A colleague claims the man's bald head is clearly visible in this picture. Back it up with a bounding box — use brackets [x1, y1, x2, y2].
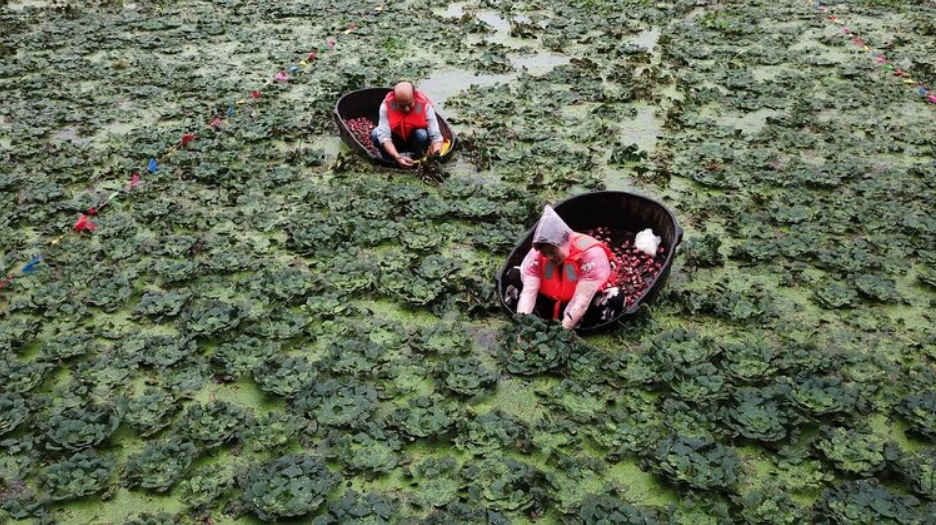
[393, 81, 416, 113]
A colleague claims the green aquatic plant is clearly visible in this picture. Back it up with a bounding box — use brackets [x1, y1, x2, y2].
[115, 387, 176, 437]
[500, 315, 582, 375]
[644, 434, 740, 491]
[39, 451, 115, 501]
[174, 400, 247, 449]
[437, 356, 499, 396]
[253, 355, 318, 398]
[124, 440, 198, 493]
[239, 455, 339, 521]
[41, 406, 119, 452]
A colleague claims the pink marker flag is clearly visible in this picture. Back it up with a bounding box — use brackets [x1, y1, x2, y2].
[929, 95, 936, 104]
[130, 173, 140, 188]
[209, 118, 222, 129]
[275, 71, 290, 82]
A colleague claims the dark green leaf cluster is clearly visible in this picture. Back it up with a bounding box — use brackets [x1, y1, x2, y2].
[115, 387, 176, 437]
[0, 393, 28, 436]
[391, 395, 456, 439]
[292, 379, 379, 428]
[242, 412, 307, 452]
[404, 456, 463, 508]
[814, 480, 925, 524]
[455, 410, 530, 455]
[39, 451, 115, 501]
[239, 455, 339, 521]
[437, 357, 498, 396]
[720, 385, 794, 442]
[500, 315, 581, 375]
[124, 440, 198, 493]
[325, 427, 402, 473]
[312, 490, 402, 524]
[253, 355, 318, 398]
[463, 457, 542, 512]
[814, 426, 894, 476]
[178, 464, 235, 510]
[896, 390, 936, 439]
[174, 401, 246, 449]
[644, 435, 740, 491]
[42, 406, 119, 452]
[572, 493, 663, 524]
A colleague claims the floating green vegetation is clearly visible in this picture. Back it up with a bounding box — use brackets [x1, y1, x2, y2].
[1, 0, 936, 522]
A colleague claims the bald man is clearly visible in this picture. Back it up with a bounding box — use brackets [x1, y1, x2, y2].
[371, 82, 444, 168]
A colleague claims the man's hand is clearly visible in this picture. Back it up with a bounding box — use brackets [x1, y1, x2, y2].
[395, 155, 414, 168]
[428, 142, 443, 156]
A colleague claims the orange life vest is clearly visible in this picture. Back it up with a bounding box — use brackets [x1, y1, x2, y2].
[537, 233, 617, 320]
[384, 91, 431, 142]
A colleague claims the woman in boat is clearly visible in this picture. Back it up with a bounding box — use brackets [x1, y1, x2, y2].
[504, 206, 624, 330]
[370, 81, 444, 168]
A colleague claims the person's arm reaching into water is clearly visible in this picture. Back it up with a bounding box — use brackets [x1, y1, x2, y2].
[376, 103, 413, 167]
[425, 104, 443, 155]
[561, 246, 610, 329]
[516, 249, 542, 314]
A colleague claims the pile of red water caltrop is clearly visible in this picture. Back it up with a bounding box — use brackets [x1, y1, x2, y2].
[587, 227, 666, 307]
[344, 117, 379, 156]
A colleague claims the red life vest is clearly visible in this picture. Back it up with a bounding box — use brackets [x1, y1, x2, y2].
[384, 90, 431, 142]
[537, 233, 617, 320]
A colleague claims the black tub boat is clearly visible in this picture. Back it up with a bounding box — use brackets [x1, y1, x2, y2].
[494, 191, 683, 334]
[334, 87, 457, 167]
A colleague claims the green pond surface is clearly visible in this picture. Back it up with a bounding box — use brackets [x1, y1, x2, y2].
[2, 0, 936, 522]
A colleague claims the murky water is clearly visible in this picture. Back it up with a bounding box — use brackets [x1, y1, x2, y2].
[713, 107, 782, 135]
[52, 127, 92, 144]
[419, 49, 568, 115]
[421, 8, 567, 114]
[630, 28, 661, 53]
[0, 116, 10, 150]
[621, 104, 664, 153]
[6, 0, 54, 9]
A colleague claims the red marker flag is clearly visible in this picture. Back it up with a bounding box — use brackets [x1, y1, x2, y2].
[251, 91, 261, 99]
[181, 134, 195, 146]
[74, 214, 98, 232]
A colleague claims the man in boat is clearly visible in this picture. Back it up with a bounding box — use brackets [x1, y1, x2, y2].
[504, 206, 624, 330]
[371, 81, 444, 168]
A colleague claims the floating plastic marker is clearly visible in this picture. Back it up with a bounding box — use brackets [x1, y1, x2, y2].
[148, 158, 158, 173]
[21, 256, 41, 275]
[74, 214, 98, 233]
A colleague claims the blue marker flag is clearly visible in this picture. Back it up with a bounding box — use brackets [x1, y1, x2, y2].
[22, 255, 41, 274]
[227, 105, 235, 116]
[919, 87, 928, 96]
[148, 158, 158, 173]
[289, 65, 299, 74]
